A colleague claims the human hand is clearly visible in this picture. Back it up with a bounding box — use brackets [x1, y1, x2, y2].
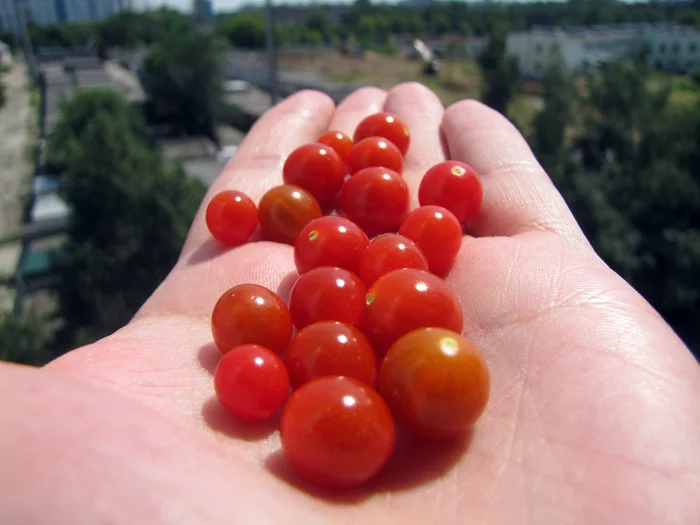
[2, 84, 699, 525]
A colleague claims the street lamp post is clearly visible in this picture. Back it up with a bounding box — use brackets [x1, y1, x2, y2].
[264, 0, 278, 105]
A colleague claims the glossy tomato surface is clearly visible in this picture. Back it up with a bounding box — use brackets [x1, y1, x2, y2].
[214, 344, 290, 421]
[348, 137, 403, 175]
[258, 185, 322, 245]
[379, 328, 489, 438]
[205, 190, 258, 246]
[294, 216, 369, 275]
[288, 267, 366, 330]
[317, 131, 354, 166]
[283, 143, 345, 207]
[281, 376, 395, 487]
[357, 234, 429, 287]
[418, 161, 483, 224]
[340, 167, 409, 236]
[284, 321, 377, 389]
[399, 205, 463, 277]
[362, 268, 463, 354]
[353, 112, 410, 156]
[211, 284, 292, 355]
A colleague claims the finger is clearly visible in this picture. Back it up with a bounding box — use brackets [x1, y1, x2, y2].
[442, 99, 590, 250]
[325, 86, 387, 136]
[383, 82, 446, 208]
[183, 90, 335, 253]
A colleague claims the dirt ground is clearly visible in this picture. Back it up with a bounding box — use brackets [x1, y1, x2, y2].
[0, 63, 32, 239]
[268, 50, 541, 131]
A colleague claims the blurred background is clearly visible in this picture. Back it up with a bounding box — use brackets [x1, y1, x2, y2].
[0, 0, 698, 365]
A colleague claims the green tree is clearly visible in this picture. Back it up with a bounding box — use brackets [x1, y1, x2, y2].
[543, 61, 700, 353]
[530, 56, 574, 178]
[215, 12, 266, 49]
[0, 310, 52, 366]
[477, 33, 520, 115]
[47, 90, 205, 348]
[141, 30, 224, 140]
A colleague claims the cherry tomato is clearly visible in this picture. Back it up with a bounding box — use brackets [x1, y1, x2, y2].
[317, 131, 354, 167]
[353, 112, 410, 156]
[289, 267, 366, 330]
[399, 205, 462, 277]
[205, 190, 258, 246]
[348, 137, 403, 175]
[284, 321, 377, 389]
[418, 161, 483, 224]
[211, 284, 292, 355]
[258, 185, 322, 245]
[283, 143, 345, 207]
[362, 268, 463, 354]
[379, 328, 489, 438]
[281, 376, 395, 487]
[340, 167, 409, 236]
[358, 234, 429, 287]
[294, 216, 369, 275]
[214, 344, 290, 421]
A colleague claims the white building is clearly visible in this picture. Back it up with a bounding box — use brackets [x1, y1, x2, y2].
[646, 25, 700, 74]
[507, 24, 700, 78]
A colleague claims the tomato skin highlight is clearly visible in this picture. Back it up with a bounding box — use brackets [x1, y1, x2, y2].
[353, 112, 410, 157]
[379, 328, 490, 438]
[281, 376, 396, 488]
[211, 284, 292, 355]
[294, 216, 369, 275]
[214, 344, 290, 421]
[284, 321, 377, 389]
[258, 185, 322, 245]
[418, 161, 483, 224]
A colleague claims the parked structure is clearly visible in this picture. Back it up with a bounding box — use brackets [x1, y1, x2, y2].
[506, 23, 700, 78]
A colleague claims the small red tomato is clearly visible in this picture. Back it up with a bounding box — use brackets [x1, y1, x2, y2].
[211, 284, 292, 355]
[348, 137, 403, 175]
[379, 328, 490, 438]
[294, 216, 369, 275]
[340, 167, 409, 236]
[258, 185, 322, 245]
[205, 190, 258, 246]
[284, 321, 377, 389]
[283, 143, 345, 207]
[281, 376, 395, 488]
[362, 268, 463, 354]
[289, 267, 366, 330]
[317, 131, 354, 167]
[358, 234, 429, 287]
[214, 344, 290, 421]
[353, 112, 410, 156]
[399, 205, 462, 277]
[418, 161, 483, 224]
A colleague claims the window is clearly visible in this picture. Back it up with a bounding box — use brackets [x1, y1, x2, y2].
[690, 42, 697, 54]
[659, 43, 667, 54]
[672, 42, 680, 54]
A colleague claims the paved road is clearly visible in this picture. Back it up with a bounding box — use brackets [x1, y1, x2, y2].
[226, 52, 355, 104]
[0, 64, 31, 281]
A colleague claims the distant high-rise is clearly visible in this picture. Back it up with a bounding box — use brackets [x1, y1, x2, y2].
[0, 0, 127, 31]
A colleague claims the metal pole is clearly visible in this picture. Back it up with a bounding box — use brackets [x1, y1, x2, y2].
[264, 0, 278, 105]
[13, 0, 37, 79]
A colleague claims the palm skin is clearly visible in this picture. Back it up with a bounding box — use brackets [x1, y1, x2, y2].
[1, 84, 699, 525]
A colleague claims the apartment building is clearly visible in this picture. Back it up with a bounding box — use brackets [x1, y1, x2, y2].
[506, 23, 700, 78]
[0, 0, 128, 31]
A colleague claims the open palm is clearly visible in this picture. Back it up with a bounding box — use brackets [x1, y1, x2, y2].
[2, 84, 699, 525]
